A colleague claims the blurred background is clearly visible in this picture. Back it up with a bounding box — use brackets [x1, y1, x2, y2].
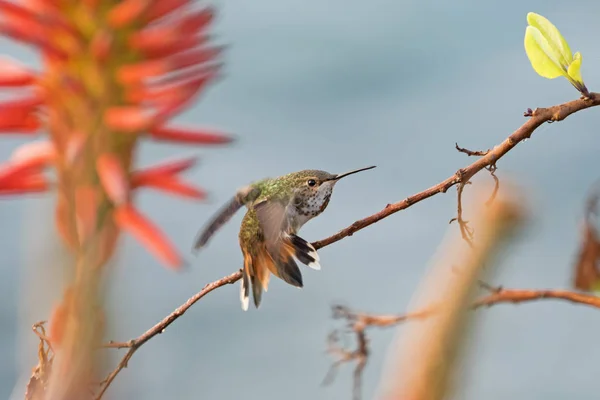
[3, 0, 600, 398]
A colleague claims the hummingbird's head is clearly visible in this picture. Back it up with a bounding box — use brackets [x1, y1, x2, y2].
[289, 166, 376, 215]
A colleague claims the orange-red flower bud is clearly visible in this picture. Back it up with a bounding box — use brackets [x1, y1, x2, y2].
[97, 153, 129, 205]
[114, 204, 183, 269]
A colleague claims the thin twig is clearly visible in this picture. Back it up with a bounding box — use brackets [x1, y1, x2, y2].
[96, 93, 600, 398]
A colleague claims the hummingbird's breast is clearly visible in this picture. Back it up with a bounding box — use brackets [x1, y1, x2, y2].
[291, 186, 333, 230]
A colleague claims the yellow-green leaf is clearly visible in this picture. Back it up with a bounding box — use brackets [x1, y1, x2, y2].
[524, 26, 565, 79]
[527, 12, 573, 67]
[567, 51, 583, 85]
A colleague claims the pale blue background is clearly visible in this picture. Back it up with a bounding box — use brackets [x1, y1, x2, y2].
[2, 0, 600, 399]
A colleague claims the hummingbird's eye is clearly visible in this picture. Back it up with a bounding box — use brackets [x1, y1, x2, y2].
[307, 179, 317, 187]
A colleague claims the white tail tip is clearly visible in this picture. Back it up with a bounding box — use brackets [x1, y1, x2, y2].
[307, 260, 321, 270]
[240, 280, 249, 311]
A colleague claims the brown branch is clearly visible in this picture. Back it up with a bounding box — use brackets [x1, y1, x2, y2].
[472, 288, 600, 309]
[95, 271, 242, 399]
[95, 93, 600, 398]
[326, 287, 600, 400]
[312, 93, 600, 249]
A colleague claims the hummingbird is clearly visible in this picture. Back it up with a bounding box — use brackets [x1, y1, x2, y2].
[192, 165, 376, 310]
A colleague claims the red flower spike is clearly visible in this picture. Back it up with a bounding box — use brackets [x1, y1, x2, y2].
[126, 65, 218, 105]
[104, 106, 155, 132]
[96, 153, 129, 205]
[0, 1, 43, 26]
[153, 62, 221, 87]
[81, 0, 100, 10]
[132, 7, 213, 51]
[114, 204, 183, 269]
[0, 97, 43, 131]
[65, 133, 86, 165]
[0, 175, 48, 194]
[0, 93, 44, 113]
[150, 126, 232, 145]
[170, 46, 224, 71]
[138, 35, 204, 60]
[0, 19, 67, 61]
[117, 46, 223, 85]
[0, 112, 40, 133]
[154, 78, 222, 122]
[0, 0, 76, 35]
[179, 8, 215, 34]
[117, 60, 166, 85]
[0, 146, 52, 184]
[90, 30, 113, 62]
[107, 0, 150, 28]
[132, 156, 198, 178]
[129, 23, 199, 56]
[0, 57, 35, 87]
[148, 75, 213, 111]
[133, 174, 206, 200]
[11, 140, 56, 166]
[145, 0, 190, 22]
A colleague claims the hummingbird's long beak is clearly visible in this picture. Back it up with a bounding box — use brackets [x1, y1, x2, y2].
[329, 165, 376, 181]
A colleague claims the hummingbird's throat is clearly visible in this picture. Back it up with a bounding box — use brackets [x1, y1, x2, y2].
[297, 185, 333, 223]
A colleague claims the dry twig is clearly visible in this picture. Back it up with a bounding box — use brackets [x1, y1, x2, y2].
[95, 93, 600, 397]
[25, 322, 54, 400]
[323, 305, 431, 400]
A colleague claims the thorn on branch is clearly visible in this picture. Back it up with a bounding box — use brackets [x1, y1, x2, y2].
[455, 143, 490, 157]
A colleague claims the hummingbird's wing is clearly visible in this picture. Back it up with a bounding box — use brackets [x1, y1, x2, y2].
[252, 199, 291, 250]
[253, 197, 320, 285]
[253, 199, 303, 287]
[192, 185, 261, 251]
